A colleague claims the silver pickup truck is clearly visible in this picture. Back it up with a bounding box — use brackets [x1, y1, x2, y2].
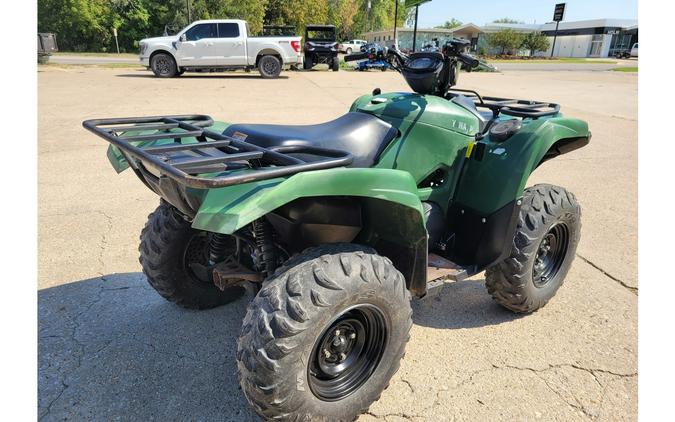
[139, 19, 302, 78]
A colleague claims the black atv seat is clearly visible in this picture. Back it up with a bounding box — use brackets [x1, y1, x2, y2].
[222, 112, 398, 168]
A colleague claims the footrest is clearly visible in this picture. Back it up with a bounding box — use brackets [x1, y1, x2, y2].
[427, 253, 468, 283]
[424, 254, 469, 298]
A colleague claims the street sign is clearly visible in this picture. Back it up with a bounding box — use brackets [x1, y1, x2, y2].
[553, 3, 566, 22]
[405, 0, 431, 8]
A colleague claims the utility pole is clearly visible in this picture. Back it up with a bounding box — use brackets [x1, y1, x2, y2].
[113, 27, 120, 54]
[186, 0, 192, 24]
[412, 5, 419, 52]
[393, 0, 399, 48]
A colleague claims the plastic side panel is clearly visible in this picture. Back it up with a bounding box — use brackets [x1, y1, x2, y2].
[105, 121, 232, 173]
[192, 168, 424, 234]
[454, 117, 589, 215]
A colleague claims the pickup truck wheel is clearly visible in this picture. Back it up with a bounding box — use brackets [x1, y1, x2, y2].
[485, 184, 581, 313]
[258, 55, 282, 78]
[139, 201, 246, 309]
[237, 244, 412, 421]
[150, 53, 178, 78]
[332, 58, 340, 71]
[346, 47, 353, 54]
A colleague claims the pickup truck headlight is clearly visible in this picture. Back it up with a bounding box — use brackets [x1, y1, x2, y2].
[139, 42, 147, 56]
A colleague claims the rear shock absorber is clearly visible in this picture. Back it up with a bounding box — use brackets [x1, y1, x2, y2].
[252, 218, 277, 277]
[209, 233, 234, 264]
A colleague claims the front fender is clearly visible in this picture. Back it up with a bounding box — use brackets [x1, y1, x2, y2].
[191, 167, 424, 234]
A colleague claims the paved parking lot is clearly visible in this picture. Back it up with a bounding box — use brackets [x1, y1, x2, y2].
[38, 65, 637, 421]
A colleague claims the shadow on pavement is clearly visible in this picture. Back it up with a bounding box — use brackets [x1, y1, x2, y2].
[115, 73, 289, 80]
[412, 278, 523, 329]
[38, 272, 258, 421]
[38, 274, 516, 420]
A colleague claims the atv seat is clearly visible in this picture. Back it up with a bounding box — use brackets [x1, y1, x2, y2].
[222, 112, 398, 168]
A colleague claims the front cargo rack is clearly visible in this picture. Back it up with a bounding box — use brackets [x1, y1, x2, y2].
[83, 115, 353, 189]
[447, 89, 560, 118]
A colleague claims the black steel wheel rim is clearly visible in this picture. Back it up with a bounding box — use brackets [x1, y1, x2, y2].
[533, 222, 570, 287]
[308, 304, 388, 401]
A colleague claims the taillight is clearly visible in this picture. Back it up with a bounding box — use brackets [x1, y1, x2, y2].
[291, 40, 300, 52]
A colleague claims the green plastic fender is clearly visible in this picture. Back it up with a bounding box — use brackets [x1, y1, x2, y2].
[191, 167, 425, 234]
[454, 116, 590, 215]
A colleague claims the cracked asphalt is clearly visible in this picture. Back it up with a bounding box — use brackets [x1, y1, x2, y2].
[38, 65, 637, 421]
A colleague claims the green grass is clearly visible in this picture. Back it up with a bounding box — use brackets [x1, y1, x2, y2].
[487, 58, 618, 64]
[53, 51, 138, 58]
[611, 66, 638, 72]
[41, 62, 143, 69]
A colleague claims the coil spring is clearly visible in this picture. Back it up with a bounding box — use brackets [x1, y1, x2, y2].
[252, 218, 277, 276]
[209, 233, 233, 264]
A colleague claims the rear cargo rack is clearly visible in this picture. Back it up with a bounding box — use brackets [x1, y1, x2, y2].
[83, 115, 353, 189]
[447, 89, 560, 118]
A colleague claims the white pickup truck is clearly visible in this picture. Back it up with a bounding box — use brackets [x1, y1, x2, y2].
[139, 19, 302, 78]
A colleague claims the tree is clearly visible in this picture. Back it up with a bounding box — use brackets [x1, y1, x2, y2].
[435, 18, 462, 30]
[492, 18, 524, 24]
[521, 31, 550, 56]
[486, 29, 525, 55]
[38, 0, 114, 51]
[328, 0, 360, 40]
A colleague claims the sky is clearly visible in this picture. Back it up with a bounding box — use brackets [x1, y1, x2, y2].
[413, 0, 638, 27]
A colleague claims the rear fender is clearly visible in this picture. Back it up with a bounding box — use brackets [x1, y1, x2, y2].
[454, 116, 590, 214]
[192, 167, 430, 296]
[448, 116, 590, 268]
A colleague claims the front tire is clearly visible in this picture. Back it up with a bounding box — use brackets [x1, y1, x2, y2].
[258, 55, 282, 78]
[150, 53, 178, 78]
[139, 201, 246, 309]
[237, 244, 412, 421]
[485, 184, 581, 313]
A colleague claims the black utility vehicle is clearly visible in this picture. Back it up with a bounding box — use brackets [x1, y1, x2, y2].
[303, 25, 339, 71]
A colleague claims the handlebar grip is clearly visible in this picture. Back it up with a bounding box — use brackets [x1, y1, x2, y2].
[458, 53, 480, 68]
[344, 52, 369, 62]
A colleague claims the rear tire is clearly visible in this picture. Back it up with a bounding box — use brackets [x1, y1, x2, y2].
[303, 56, 313, 70]
[258, 55, 282, 78]
[346, 47, 353, 54]
[139, 201, 246, 309]
[237, 244, 412, 421]
[485, 184, 581, 313]
[332, 57, 340, 71]
[150, 53, 177, 78]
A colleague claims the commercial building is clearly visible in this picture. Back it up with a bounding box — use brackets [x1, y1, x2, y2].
[362, 18, 638, 58]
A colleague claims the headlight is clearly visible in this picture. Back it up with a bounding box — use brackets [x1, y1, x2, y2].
[139, 43, 147, 55]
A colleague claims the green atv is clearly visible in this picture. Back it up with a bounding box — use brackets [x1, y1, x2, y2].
[84, 38, 589, 421]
